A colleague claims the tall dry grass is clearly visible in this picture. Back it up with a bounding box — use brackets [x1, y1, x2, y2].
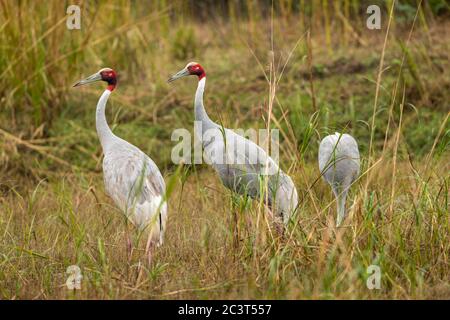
[0, 0, 449, 299]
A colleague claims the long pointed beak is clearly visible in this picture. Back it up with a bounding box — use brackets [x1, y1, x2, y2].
[73, 72, 102, 87]
[167, 68, 190, 83]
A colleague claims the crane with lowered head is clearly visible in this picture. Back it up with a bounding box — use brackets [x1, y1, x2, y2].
[318, 132, 360, 227]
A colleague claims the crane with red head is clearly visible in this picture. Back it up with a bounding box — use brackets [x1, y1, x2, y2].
[169, 62, 299, 230]
[73, 68, 168, 264]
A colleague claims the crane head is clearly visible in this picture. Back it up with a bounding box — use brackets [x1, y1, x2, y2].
[73, 68, 117, 91]
[168, 62, 205, 83]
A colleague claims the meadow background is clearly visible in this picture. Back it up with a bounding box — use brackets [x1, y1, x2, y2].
[0, 0, 449, 299]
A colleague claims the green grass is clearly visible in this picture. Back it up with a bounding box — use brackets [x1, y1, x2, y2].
[0, 1, 449, 299]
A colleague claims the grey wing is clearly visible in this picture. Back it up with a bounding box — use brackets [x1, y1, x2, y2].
[206, 129, 275, 198]
[318, 134, 340, 173]
[103, 146, 167, 236]
[205, 129, 298, 221]
[319, 133, 360, 184]
[341, 134, 360, 177]
[134, 158, 166, 205]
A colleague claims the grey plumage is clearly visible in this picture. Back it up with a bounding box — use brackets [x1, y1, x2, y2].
[74, 69, 167, 252]
[169, 63, 298, 225]
[203, 125, 298, 225]
[102, 138, 167, 245]
[318, 132, 360, 226]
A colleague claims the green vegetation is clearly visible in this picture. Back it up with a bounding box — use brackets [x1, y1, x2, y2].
[0, 1, 449, 299]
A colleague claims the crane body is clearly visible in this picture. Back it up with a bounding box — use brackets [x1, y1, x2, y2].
[318, 132, 360, 226]
[169, 63, 298, 225]
[74, 68, 167, 261]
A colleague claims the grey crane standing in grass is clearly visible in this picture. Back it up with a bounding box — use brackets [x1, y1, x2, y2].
[318, 132, 360, 227]
[168, 62, 298, 229]
[73, 68, 167, 264]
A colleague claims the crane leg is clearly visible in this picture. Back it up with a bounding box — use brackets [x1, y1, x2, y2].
[144, 232, 155, 266]
[333, 185, 349, 227]
[126, 223, 133, 263]
[134, 237, 154, 285]
[274, 219, 284, 237]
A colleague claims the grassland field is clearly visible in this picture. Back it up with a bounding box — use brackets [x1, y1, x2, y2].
[0, 1, 449, 299]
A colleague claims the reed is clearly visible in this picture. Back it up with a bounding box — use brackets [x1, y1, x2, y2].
[0, 0, 448, 299]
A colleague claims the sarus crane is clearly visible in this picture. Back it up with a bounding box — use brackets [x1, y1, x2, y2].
[318, 132, 360, 227]
[73, 68, 167, 263]
[168, 62, 298, 228]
